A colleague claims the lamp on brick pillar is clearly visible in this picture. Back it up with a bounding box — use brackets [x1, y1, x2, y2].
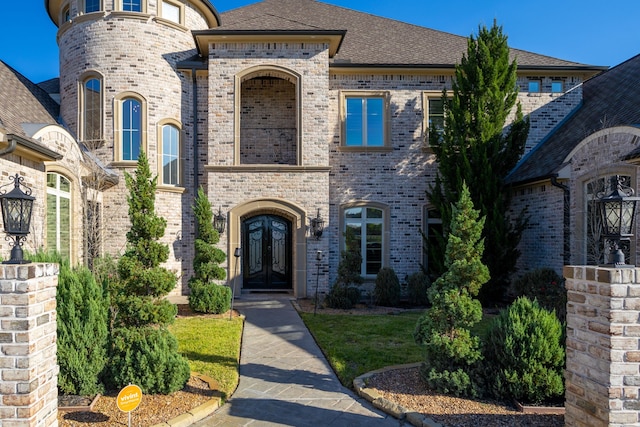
[0, 174, 34, 264]
[596, 175, 640, 266]
[310, 208, 324, 240]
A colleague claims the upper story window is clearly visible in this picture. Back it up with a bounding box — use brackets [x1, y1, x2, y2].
[341, 91, 390, 148]
[343, 204, 388, 277]
[528, 80, 541, 93]
[81, 76, 103, 143]
[85, 0, 100, 13]
[114, 92, 147, 163]
[122, 0, 142, 12]
[46, 173, 72, 260]
[159, 122, 181, 186]
[551, 81, 564, 93]
[62, 5, 71, 22]
[161, 0, 182, 24]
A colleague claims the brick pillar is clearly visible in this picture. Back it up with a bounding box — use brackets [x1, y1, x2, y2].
[564, 266, 640, 427]
[0, 263, 59, 427]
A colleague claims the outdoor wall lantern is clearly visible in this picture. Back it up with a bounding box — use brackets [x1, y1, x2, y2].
[213, 207, 226, 235]
[597, 175, 640, 266]
[0, 174, 34, 264]
[310, 208, 324, 240]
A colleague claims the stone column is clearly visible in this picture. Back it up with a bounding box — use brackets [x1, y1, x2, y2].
[564, 266, 640, 427]
[0, 263, 59, 427]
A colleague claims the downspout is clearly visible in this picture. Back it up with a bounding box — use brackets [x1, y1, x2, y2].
[551, 176, 571, 265]
[191, 68, 199, 197]
[0, 137, 17, 156]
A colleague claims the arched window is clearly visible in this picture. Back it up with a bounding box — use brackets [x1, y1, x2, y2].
[46, 173, 71, 259]
[160, 123, 180, 186]
[81, 76, 102, 142]
[343, 205, 387, 277]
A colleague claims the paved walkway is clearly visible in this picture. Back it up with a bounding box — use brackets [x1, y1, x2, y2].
[190, 294, 403, 427]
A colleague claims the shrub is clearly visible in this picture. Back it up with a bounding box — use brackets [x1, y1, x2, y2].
[407, 271, 430, 306]
[326, 226, 363, 309]
[57, 264, 109, 396]
[189, 279, 232, 314]
[414, 184, 488, 397]
[106, 327, 190, 394]
[374, 267, 401, 307]
[324, 284, 361, 309]
[483, 297, 565, 404]
[512, 268, 566, 323]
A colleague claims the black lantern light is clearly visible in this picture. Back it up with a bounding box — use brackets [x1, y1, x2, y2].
[0, 174, 35, 264]
[213, 207, 226, 234]
[597, 175, 640, 266]
[310, 208, 324, 240]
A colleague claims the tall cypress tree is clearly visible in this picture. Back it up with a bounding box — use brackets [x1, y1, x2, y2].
[107, 152, 190, 394]
[428, 21, 529, 303]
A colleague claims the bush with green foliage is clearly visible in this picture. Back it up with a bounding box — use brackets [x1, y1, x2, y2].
[188, 187, 230, 314]
[32, 250, 111, 396]
[512, 268, 566, 323]
[483, 297, 565, 404]
[106, 327, 191, 394]
[407, 271, 430, 306]
[374, 267, 401, 307]
[414, 183, 489, 397]
[325, 227, 363, 309]
[107, 152, 189, 394]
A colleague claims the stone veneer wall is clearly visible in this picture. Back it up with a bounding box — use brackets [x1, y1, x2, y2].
[564, 265, 640, 427]
[0, 263, 59, 427]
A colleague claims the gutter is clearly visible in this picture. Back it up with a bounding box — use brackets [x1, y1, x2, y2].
[1, 133, 62, 160]
[192, 67, 199, 198]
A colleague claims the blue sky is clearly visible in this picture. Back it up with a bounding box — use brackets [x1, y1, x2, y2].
[2, 0, 638, 83]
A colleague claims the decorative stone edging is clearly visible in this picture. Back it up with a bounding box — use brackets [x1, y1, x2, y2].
[149, 373, 222, 427]
[353, 363, 444, 427]
[58, 394, 101, 412]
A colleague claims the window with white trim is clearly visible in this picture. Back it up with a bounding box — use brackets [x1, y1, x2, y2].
[161, 0, 181, 24]
[344, 206, 384, 276]
[46, 173, 71, 259]
[341, 92, 389, 147]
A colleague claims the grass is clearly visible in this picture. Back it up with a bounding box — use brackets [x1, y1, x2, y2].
[300, 312, 424, 386]
[169, 316, 244, 399]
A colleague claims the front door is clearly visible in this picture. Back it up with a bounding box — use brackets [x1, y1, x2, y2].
[243, 215, 292, 290]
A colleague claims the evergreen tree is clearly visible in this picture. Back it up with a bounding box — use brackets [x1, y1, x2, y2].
[107, 152, 190, 394]
[414, 183, 489, 397]
[188, 187, 231, 314]
[427, 21, 529, 303]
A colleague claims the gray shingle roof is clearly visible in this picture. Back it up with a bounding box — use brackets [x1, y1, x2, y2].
[219, 0, 603, 69]
[507, 54, 640, 185]
[0, 61, 60, 140]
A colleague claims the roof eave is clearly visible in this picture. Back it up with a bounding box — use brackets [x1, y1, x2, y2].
[192, 29, 347, 58]
[4, 133, 62, 161]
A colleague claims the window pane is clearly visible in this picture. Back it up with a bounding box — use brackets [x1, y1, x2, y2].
[162, 125, 179, 185]
[60, 198, 71, 258]
[528, 81, 540, 92]
[46, 194, 57, 253]
[123, 0, 142, 12]
[365, 98, 384, 146]
[60, 176, 71, 192]
[122, 98, 141, 161]
[366, 222, 382, 275]
[162, 1, 180, 23]
[429, 98, 445, 132]
[47, 174, 56, 188]
[85, 0, 100, 13]
[345, 207, 362, 219]
[367, 208, 382, 219]
[551, 81, 563, 93]
[346, 98, 363, 146]
[84, 78, 102, 141]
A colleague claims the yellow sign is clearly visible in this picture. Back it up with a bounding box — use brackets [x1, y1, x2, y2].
[117, 384, 142, 413]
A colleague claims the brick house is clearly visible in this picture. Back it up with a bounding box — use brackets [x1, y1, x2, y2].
[1, 0, 618, 298]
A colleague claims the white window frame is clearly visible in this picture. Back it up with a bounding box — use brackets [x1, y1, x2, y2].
[158, 119, 182, 187]
[341, 202, 390, 278]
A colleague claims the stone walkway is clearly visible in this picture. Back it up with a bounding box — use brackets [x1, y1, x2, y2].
[190, 294, 404, 426]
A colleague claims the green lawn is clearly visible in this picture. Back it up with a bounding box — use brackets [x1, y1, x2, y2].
[169, 317, 244, 399]
[300, 312, 424, 386]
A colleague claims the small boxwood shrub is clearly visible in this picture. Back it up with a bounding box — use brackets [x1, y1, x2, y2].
[324, 284, 361, 309]
[512, 268, 566, 323]
[374, 267, 401, 307]
[483, 297, 565, 404]
[188, 279, 231, 314]
[407, 271, 430, 306]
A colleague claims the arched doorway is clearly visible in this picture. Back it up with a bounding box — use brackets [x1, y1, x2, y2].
[242, 214, 292, 290]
